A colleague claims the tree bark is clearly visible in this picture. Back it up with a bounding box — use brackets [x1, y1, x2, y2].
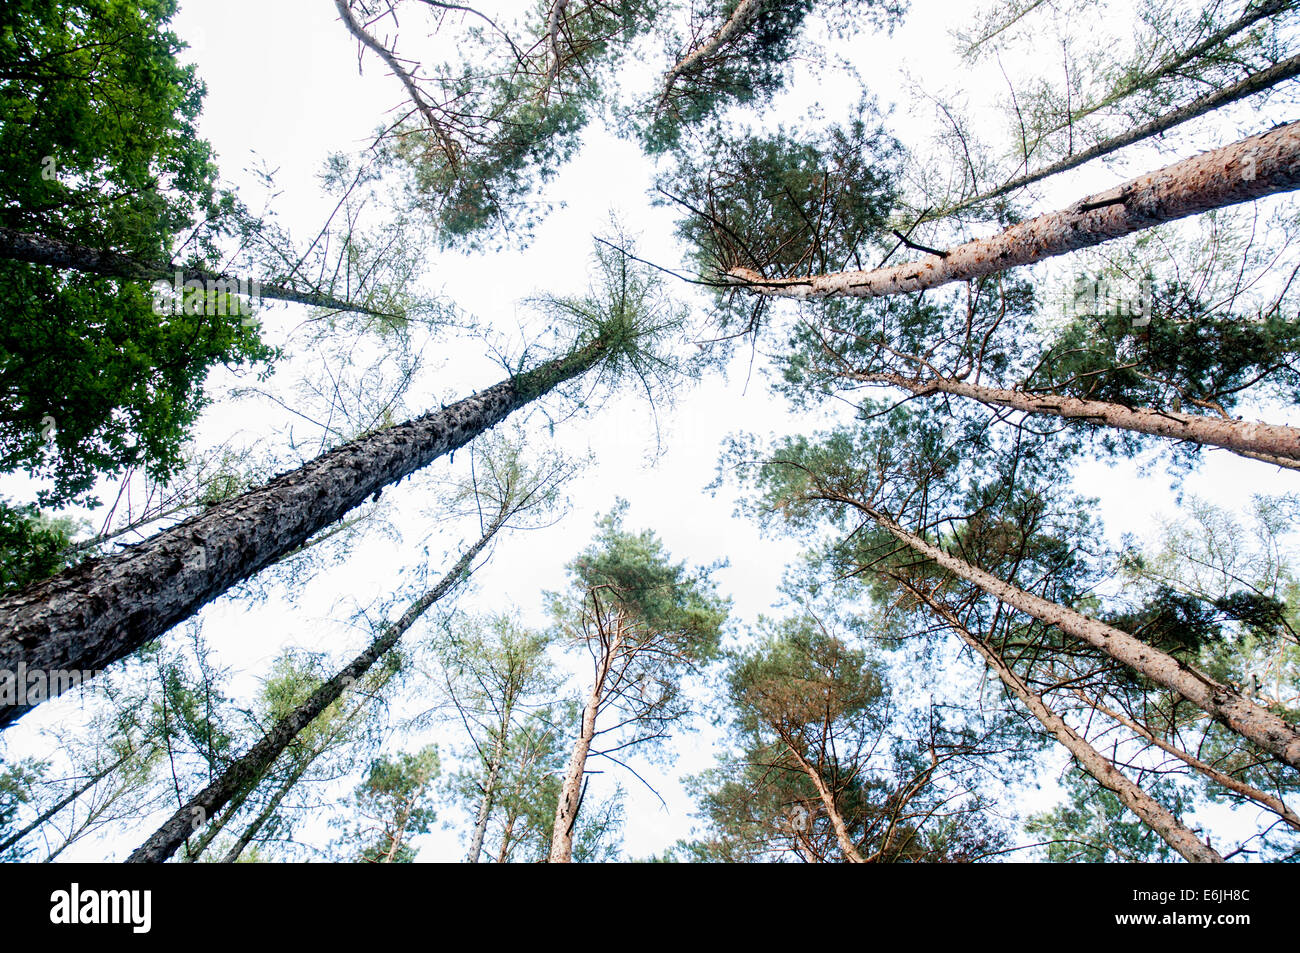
[125, 512, 505, 863]
[851, 370, 1300, 462]
[938, 52, 1300, 219]
[0, 225, 395, 318]
[0, 337, 607, 729]
[846, 503, 1300, 771]
[784, 742, 865, 862]
[728, 122, 1300, 298]
[910, 588, 1223, 862]
[466, 716, 509, 863]
[220, 754, 318, 863]
[548, 622, 621, 863]
[659, 0, 765, 104]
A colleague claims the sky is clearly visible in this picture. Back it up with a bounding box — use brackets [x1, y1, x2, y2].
[4, 0, 1299, 862]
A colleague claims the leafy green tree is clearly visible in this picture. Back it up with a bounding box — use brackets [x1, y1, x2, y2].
[0, 499, 80, 593]
[0, 757, 46, 861]
[644, 0, 905, 153]
[548, 502, 728, 861]
[336, 745, 440, 863]
[684, 614, 1006, 862]
[0, 0, 274, 506]
[441, 614, 558, 863]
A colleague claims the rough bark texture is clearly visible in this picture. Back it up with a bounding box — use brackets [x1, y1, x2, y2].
[0, 340, 602, 729]
[913, 590, 1223, 862]
[728, 123, 1300, 298]
[465, 734, 504, 863]
[220, 755, 316, 864]
[855, 371, 1300, 461]
[0, 225, 393, 317]
[860, 507, 1300, 771]
[126, 517, 501, 863]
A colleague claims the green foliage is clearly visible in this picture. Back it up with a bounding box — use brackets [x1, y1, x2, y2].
[0, 0, 274, 506]
[524, 227, 698, 403]
[0, 498, 79, 592]
[562, 500, 728, 664]
[663, 107, 901, 287]
[339, 745, 441, 863]
[684, 615, 1005, 862]
[642, 0, 905, 153]
[388, 0, 652, 248]
[0, 757, 47, 861]
[1032, 277, 1300, 413]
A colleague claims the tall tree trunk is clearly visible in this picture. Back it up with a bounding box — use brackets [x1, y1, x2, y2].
[0, 225, 394, 318]
[221, 753, 320, 863]
[466, 727, 508, 863]
[910, 587, 1223, 862]
[728, 123, 1300, 298]
[937, 52, 1300, 220]
[844, 502, 1300, 770]
[126, 513, 505, 863]
[784, 741, 865, 862]
[850, 370, 1300, 462]
[549, 623, 621, 863]
[0, 336, 608, 729]
[221, 700, 365, 863]
[181, 779, 255, 863]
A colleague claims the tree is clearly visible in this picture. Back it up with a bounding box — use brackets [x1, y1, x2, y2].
[548, 504, 728, 862]
[719, 122, 1300, 298]
[0, 238, 687, 726]
[725, 406, 1300, 770]
[645, 0, 904, 152]
[903, 586, 1223, 862]
[126, 434, 574, 862]
[334, 745, 440, 862]
[337, 0, 652, 246]
[928, 0, 1300, 221]
[684, 614, 1006, 862]
[0, 0, 279, 506]
[440, 614, 558, 863]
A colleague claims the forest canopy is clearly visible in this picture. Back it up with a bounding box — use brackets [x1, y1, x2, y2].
[0, 0, 1298, 873]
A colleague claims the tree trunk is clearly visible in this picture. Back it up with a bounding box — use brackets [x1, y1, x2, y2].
[852, 370, 1300, 462]
[0, 337, 607, 729]
[785, 742, 865, 862]
[659, 0, 765, 103]
[728, 122, 1300, 298]
[0, 225, 394, 318]
[911, 588, 1223, 862]
[851, 503, 1300, 771]
[220, 754, 318, 863]
[125, 513, 505, 863]
[549, 624, 621, 863]
[0, 752, 128, 856]
[937, 52, 1300, 219]
[466, 726, 507, 863]
[181, 779, 254, 863]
